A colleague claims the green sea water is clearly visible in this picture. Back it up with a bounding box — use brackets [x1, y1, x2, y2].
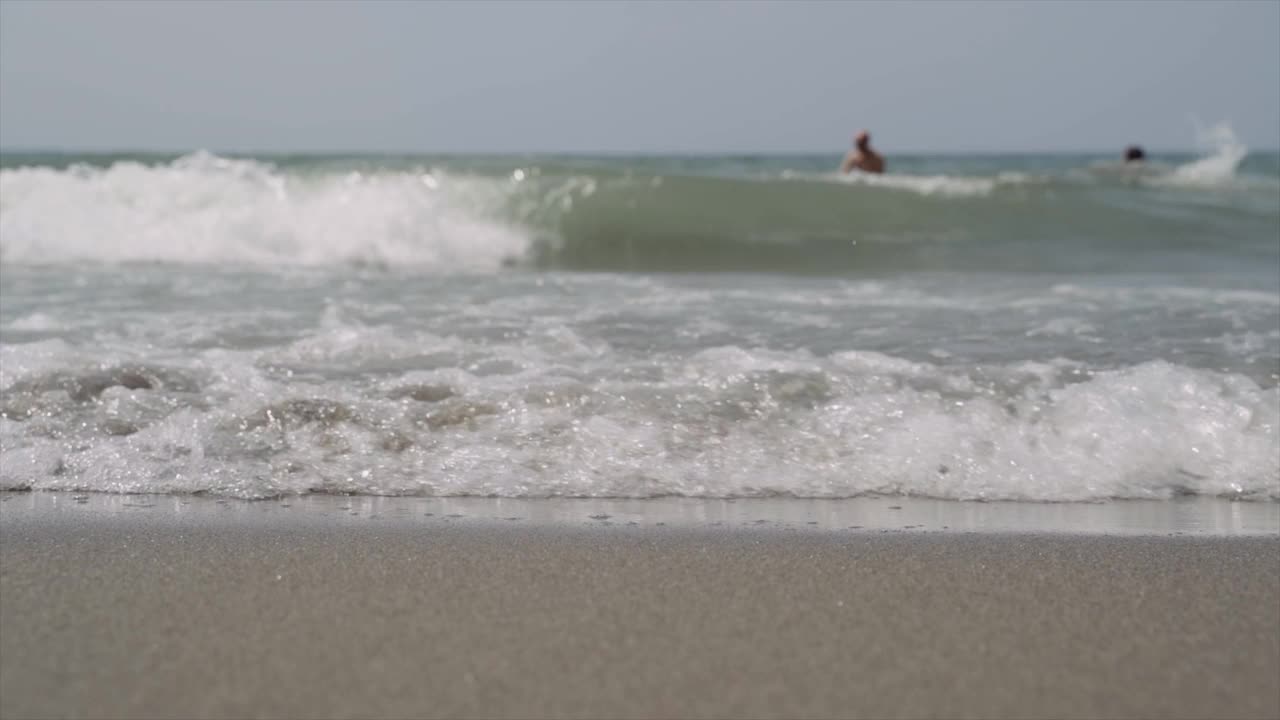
[1, 133, 1277, 501]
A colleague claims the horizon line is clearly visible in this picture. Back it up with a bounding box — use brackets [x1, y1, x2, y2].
[4, 145, 1275, 157]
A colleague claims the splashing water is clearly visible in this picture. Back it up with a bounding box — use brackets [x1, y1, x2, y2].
[1160, 122, 1251, 188]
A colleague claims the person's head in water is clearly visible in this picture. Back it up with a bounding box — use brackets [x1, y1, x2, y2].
[841, 129, 885, 174]
[1124, 145, 1146, 163]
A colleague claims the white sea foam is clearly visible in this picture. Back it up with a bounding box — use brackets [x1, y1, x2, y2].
[0, 151, 530, 268]
[5, 312, 63, 332]
[1148, 122, 1255, 190]
[827, 170, 1005, 197]
[1, 321, 1275, 501]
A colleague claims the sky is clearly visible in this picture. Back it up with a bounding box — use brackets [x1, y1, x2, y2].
[1, 0, 1277, 154]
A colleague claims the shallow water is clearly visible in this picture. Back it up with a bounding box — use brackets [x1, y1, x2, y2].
[2, 134, 1277, 501]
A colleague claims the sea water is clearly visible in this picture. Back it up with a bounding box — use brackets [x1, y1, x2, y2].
[2, 128, 1277, 501]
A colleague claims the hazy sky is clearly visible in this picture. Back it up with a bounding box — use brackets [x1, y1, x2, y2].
[2, 0, 1277, 153]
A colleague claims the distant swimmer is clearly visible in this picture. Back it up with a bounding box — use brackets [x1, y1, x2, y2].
[841, 130, 885, 175]
[1124, 145, 1146, 163]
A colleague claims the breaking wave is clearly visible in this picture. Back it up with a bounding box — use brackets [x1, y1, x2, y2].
[1, 335, 1276, 501]
[1, 130, 1276, 274]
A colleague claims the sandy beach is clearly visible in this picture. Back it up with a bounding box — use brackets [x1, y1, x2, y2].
[1, 494, 1277, 720]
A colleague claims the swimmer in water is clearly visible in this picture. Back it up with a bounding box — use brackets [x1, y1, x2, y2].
[1124, 145, 1146, 163]
[840, 130, 885, 175]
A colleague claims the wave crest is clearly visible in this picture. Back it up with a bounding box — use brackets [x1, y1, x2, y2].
[1, 139, 1275, 273]
[0, 151, 530, 269]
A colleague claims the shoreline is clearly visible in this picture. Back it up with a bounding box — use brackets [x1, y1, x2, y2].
[3, 490, 1277, 536]
[2, 492, 1278, 719]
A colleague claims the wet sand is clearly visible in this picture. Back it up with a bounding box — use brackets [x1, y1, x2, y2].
[1, 494, 1277, 719]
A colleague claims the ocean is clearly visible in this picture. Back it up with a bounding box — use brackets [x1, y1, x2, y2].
[1, 128, 1277, 501]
